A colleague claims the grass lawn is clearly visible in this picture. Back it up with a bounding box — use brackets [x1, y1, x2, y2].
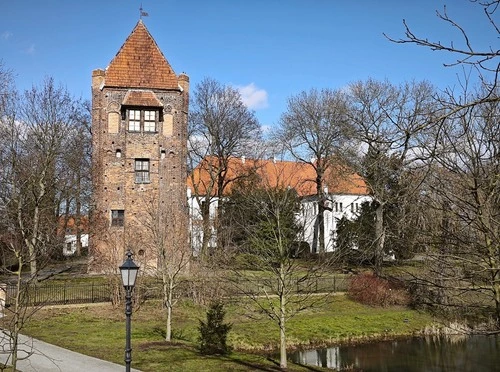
[17, 294, 435, 371]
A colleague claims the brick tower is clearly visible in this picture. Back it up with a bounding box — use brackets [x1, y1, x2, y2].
[90, 20, 189, 271]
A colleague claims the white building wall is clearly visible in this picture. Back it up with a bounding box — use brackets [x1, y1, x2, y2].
[300, 194, 372, 253]
[187, 190, 219, 256]
[63, 234, 89, 256]
[188, 189, 372, 255]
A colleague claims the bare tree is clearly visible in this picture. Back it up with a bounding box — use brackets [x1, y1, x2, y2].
[188, 77, 261, 258]
[274, 88, 350, 254]
[384, 1, 500, 323]
[414, 86, 500, 324]
[140, 197, 191, 342]
[0, 61, 33, 372]
[0, 73, 88, 370]
[346, 79, 436, 274]
[0, 60, 17, 241]
[58, 100, 91, 256]
[224, 165, 339, 369]
[14, 78, 85, 273]
[385, 0, 499, 109]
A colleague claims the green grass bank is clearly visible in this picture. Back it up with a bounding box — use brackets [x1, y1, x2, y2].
[19, 294, 435, 371]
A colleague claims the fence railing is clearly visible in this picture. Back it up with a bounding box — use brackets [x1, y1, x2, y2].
[3, 275, 349, 307]
[5, 282, 112, 307]
[226, 276, 348, 296]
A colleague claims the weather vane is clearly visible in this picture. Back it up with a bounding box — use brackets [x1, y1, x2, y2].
[139, 3, 149, 19]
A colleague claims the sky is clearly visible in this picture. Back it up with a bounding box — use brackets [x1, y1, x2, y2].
[0, 0, 494, 129]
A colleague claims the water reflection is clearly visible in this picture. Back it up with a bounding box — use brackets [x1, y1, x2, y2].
[290, 335, 500, 371]
[294, 347, 341, 369]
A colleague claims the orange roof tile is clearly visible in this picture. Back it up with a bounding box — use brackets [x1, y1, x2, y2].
[57, 216, 89, 235]
[104, 20, 179, 90]
[122, 90, 163, 107]
[187, 157, 369, 197]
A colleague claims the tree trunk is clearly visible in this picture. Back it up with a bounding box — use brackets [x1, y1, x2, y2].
[75, 169, 82, 256]
[17, 193, 38, 277]
[28, 169, 48, 276]
[28, 201, 40, 276]
[279, 315, 287, 369]
[165, 279, 174, 342]
[11, 255, 23, 371]
[318, 198, 325, 255]
[436, 205, 450, 306]
[279, 263, 287, 369]
[316, 169, 325, 255]
[374, 203, 385, 275]
[201, 198, 211, 259]
[484, 235, 500, 324]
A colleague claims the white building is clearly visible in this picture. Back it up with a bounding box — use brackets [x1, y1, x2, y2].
[300, 194, 372, 253]
[187, 156, 372, 255]
[63, 234, 89, 256]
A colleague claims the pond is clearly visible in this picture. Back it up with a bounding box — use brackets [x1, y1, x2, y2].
[290, 334, 500, 371]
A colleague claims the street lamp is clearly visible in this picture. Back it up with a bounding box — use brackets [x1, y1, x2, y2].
[119, 250, 139, 372]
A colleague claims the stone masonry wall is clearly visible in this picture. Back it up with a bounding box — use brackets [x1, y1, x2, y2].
[91, 73, 189, 272]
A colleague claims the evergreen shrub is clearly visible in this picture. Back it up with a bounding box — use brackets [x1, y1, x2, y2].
[198, 301, 232, 355]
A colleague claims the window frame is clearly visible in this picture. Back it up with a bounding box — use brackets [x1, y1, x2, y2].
[111, 209, 125, 227]
[135, 158, 150, 184]
[126, 108, 159, 133]
[128, 109, 141, 132]
[143, 110, 157, 132]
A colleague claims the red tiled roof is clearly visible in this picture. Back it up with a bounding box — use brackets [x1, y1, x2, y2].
[58, 216, 89, 235]
[104, 20, 179, 90]
[122, 90, 163, 107]
[187, 156, 369, 197]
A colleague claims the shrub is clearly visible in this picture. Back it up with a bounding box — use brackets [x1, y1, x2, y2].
[198, 301, 232, 355]
[348, 273, 410, 307]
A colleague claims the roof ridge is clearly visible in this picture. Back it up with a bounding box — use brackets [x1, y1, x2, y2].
[104, 21, 180, 90]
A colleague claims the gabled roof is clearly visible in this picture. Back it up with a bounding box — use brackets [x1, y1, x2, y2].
[122, 90, 163, 107]
[104, 20, 180, 90]
[187, 156, 369, 197]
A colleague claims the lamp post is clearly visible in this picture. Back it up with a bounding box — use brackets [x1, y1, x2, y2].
[119, 250, 139, 372]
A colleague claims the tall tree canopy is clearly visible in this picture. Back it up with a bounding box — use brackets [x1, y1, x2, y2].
[188, 77, 261, 258]
[275, 88, 350, 254]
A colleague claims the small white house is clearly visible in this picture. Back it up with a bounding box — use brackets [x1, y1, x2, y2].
[187, 156, 372, 255]
[63, 234, 89, 256]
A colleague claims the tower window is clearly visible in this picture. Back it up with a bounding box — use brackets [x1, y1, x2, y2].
[135, 159, 150, 183]
[127, 109, 158, 133]
[111, 210, 125, 226]
[128, 110, 141, 132]
[144, 110, 156, 132]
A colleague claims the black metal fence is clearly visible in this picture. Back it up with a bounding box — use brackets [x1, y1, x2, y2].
[3, 275, 349, 307]
[5, 282, 112, 307]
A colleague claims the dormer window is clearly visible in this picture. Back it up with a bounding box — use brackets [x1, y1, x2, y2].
[144, 110, 156, 132]
[128, 110, 141, 132]
[127, 109, 158, 133]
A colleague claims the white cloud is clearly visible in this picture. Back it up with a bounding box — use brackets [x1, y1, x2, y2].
[237, 83, 269, 110]
[1, 31, 12, 40]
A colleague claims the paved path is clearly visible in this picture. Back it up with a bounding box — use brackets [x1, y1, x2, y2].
[0, 333, 142, 372]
